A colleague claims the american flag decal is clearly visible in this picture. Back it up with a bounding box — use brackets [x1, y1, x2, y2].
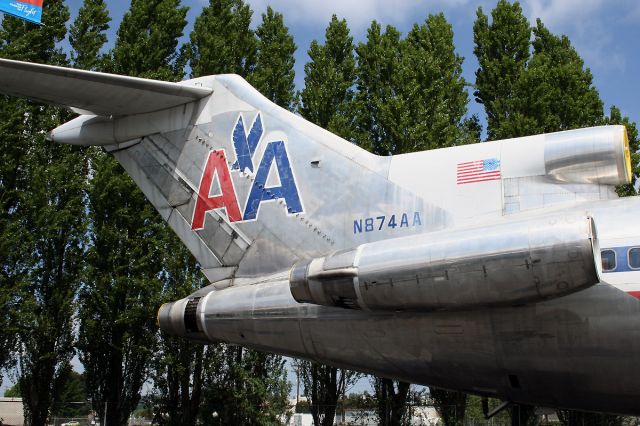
[457, 158, 501, 184]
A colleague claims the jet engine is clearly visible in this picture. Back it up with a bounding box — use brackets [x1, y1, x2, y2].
[289, 212, 599, 311]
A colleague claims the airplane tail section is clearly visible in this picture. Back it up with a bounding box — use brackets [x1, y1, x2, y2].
[98, 74, 430, 284]
[3, 60, 627, 287]
[0, 60, 430, 284]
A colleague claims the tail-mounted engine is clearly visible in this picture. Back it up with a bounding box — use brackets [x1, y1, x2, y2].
[290, 212, 600, 311]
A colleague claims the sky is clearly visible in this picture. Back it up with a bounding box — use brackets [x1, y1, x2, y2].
[62, 0, 640, 132]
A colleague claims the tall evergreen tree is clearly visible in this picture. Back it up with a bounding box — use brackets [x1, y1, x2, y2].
[189, 0, 256, 78]
[80, 152, 166, 426]
[299, 14, 357, 139]
[77, 2, 188, 425]
[0, 2, 89, 425]
[473, 0, 531, 140]
[372, 378, 411, 426]
[68, 0, 110, 71]
[251, 6, 296, 110]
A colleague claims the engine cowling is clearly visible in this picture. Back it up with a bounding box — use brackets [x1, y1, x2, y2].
[289, 212, 599, 311]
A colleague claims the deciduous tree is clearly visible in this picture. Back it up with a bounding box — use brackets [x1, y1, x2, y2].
[299, 15, 357, 140]
[77, 2, 188, 425]
[69, 0, 110, 71]
[189, 0, 256, 78]
[473, 0, 531, 140]
[251, 6, 296, 110]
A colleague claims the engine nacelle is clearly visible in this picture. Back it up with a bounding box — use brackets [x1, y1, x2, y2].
[290, 212, 599, 311]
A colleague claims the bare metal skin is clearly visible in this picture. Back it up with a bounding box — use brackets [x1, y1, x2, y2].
[1, 58, 638, 415]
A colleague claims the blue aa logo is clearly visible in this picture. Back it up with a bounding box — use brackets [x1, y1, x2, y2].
[193, 112, 304, 228]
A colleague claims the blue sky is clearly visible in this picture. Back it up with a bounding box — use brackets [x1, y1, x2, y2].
[63, 0, 640, 133]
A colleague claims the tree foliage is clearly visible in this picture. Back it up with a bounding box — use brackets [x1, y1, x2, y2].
[200, 347, 291, 425]
[77, 2, 188, 425]
[79, 149, 166, 426]
[299, 15, 356, 139]
[0, 2, 91, 425]
[353, 21, 403, 154]
[355, 15, 478, 155]
[297, 361, 360, 426]
[372, 378, 411, 426]
[69, 0, 111, 70]
[430, 388, 468, 426]
[111, 0, 188, 80]
[606, 105, 639, 196]
[251, 6, 297, 110]
[148, 234, 207, 426]
[474, 1, 604, 140]
[473, 0, 531, 140]
[501, 19, 604, 137]
[190, 0, 256, 78]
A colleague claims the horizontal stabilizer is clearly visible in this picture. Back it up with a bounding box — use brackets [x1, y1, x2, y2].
[0, 58, 212, 116]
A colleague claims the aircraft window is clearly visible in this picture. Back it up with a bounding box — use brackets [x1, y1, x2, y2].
[601, 249, 616, 272]
[629, 248, 640, 269]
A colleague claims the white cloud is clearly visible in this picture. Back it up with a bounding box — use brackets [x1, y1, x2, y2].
[243, 0, 471, 33]
[522, 0, 605, 29]
[520, 0, 629, 73]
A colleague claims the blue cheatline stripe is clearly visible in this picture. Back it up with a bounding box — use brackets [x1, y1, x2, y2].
[601, 246, 640, 273]
[0, 0, 42, 24]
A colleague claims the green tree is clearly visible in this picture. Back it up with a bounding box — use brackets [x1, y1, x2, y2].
[372, 378, 411, 426]
[111, 0, 188, 80]
[79, 149, 166, 426]
[68, 0, 111, 71]
[200, 346, 291, 425]
[0, 2, 89, 425]
[400, 13, 477, 151]
[189, 0, 256, 78]
[4, 382, 20, 397]
[0, 0, 74, 393]
[298, 361, 360, 426]
[430, 388, 468, 426]
[474, 2, 604, 140]
[77, 2, 188, 425]
[149, 234, 207, 426]
[501, 19, 603, 137]
[188, 4, 293, 423]
[296, 16, 362, 426]
[52, 369, 88, 418]
[353, 21, 403, 154]
[355, 17, 477, 420]
[606, 106, 639, 196]
[557, 409, 623, 426]
[355, 17, 478, 155]
[251, 6, 296, 110]
[473, 0, 531, 140]
[299, 15, 357, 139]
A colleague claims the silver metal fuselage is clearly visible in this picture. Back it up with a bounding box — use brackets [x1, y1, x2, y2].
[187, 198, 640, 415]
[2, 60, 636, 415]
